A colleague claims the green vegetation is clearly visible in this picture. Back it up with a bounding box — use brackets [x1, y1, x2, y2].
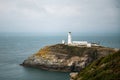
[75, 50, 120, 80]
[35, 44, 98, 58]
[35, 46, 50, 56]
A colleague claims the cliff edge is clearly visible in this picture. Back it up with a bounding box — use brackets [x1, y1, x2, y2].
[71, 50, 120, 80]
[21, 44, 117, 72]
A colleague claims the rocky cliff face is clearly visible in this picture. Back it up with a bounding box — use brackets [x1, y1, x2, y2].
[71, 50, 120, 80]
[21, 44, 117, 72]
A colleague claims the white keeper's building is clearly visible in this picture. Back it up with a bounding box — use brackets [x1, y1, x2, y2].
[62, 32, 92, 47]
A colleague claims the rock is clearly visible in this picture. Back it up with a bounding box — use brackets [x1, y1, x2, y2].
[70, 72, 78, 80]
[21, 44, 118, 72]
[73, 50, 120, 80]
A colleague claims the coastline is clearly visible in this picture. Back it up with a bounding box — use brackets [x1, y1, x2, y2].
[21, 44, 118, 72]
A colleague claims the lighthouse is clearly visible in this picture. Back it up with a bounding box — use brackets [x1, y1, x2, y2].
[68, 32, 72, 44]
[61, 32, 93, 47]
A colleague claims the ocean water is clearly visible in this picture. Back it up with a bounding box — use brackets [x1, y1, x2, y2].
[0, 35, 120, 80]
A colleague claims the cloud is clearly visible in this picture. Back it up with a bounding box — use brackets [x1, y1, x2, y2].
[0, 0, 119, 34]
[0, 0, 81, 19]
[0, 0, 119, 18]
[43, 5, 81, 17]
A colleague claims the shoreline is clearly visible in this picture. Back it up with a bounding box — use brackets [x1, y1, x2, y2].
[21, 44, 118, 72]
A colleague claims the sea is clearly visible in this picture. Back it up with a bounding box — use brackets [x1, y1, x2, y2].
[0, 35, 120, 80]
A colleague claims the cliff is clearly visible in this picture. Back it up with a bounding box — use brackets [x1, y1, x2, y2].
[71, 50, 120, 80]
[21, 44, 117, 72]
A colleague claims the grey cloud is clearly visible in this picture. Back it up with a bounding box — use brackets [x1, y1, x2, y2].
[0, 0, 119, 35]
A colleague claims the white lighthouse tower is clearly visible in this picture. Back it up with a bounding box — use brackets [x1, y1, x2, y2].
[68, 32, 72, 44]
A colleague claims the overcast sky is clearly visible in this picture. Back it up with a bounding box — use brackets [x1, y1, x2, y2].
[0, 0, 120, 35]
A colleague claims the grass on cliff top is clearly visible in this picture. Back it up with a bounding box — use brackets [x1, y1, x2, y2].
[35, 46, 50, 56]
[75, 50, 120, 80]
[35, 44, 98, 58]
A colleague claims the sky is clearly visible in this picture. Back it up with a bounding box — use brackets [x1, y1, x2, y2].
[0, 0, 120, 36]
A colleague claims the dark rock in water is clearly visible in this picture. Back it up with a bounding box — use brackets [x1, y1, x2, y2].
[21, 44, 117, 72]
